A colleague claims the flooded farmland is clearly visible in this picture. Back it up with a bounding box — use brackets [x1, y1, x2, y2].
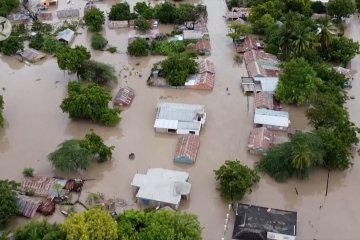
[1, 0, 360, 239]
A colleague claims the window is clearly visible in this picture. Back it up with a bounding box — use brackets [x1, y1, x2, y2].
[168, 129, 176, 133]
[189, 131, 195, 134]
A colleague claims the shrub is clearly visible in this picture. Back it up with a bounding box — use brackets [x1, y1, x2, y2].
[91, 33, 108, 50]
[83, 8, 105, 32]
[22, 168, 34, 177]
[78, 60, 117, 85]
[161, 53, 197, 86]
[29, 33, 44, 50]
[127, 38, 149, 56]
[106, 47, 117, 53]
[0, 35, 24, 55]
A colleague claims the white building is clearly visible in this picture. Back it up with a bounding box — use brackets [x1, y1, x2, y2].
[131, 168, 191, 210]
[254, 108, 290, 131]
[253, 77, 279, 94]
[154, 102, 206, 135]
[56, 28, 75, 44]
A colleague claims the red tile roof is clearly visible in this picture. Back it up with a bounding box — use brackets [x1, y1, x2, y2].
[113, 86, 135, 107]
[244, 50, 280, 77]
[235, 36, 257, 53]
[196, 39, 211, 52]
[193, 72, 215, 90]
[174, 135, 200, 163]
[244, 50, 278, 65]
[248, 127, 274, 153]
[255, 92, 273, 109]
[198, 59, 215, 74]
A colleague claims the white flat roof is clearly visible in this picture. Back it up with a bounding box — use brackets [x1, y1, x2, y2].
[254, 77, 278, 93]
[254, 109, 289, 128]
[156, 102, 205, 122]
[131, 168, 191, 205]
[154, 119, 178, 129]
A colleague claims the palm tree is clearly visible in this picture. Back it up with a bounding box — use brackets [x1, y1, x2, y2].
[279, 12, 299, 60]
[316, 16, 336, 50]
[290, 27, 318, 57]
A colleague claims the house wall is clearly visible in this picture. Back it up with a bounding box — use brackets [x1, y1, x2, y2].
[177, 129, 200, 135]
[263, 124, 288, 131]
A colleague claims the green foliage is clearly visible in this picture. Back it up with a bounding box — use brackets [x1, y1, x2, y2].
[227, 22, 252, 41]
[109, 2, 132, 21]
[14, 220, 66, 240]
[0, 95, 4, 128]
[275, 58, 322, 105]
[56, 46, 91, 73]
[22, 168, 34, 177]
[311, 1, 327, 13]
[161, 53, 197, 86]
[324, 36, 360, 66]
[257, 133, 325, 181]
[62, 207, 118, 240]
[135, 17, 150, 32]
[134, 2, 153, 19]
[55, 20, 79, 34]
[226, 0, 241, 9]
[0, 180, 19, 228]
[150, 40, 186, 55]
[106, 47, 117, 53]
[0, 0, 19, 17]
[29, 33, 44, 50]
[48, 139, 92, 172]
[154, 2, 177, 24]
[78, 60, 117, 85]
[84, 8, 105, 32]
[60, 81, 120, 126]
[0, 36, 24, 55]
[214, 160, 259, 200]
[116, 209, 201, 240]
[176, 3, 196, 24]
[91, 33, 108, 50]
[42, 36, 66, 54]
[252, 13, 274, 35]
[31, 22, 53, 34]
[316, 16, 336, 50]
[79, 131, 114, 162]
[11, 24, 28, 37]
[127, 38, 149, 57]
[327, 0, 356, 19]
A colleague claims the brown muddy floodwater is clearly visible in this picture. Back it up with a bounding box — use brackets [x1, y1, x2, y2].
[1, 0, 360, 239]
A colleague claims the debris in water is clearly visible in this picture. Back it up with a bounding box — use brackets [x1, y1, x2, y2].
[139, 74, 142, 77]
[226, 87, 228, 91]
[35, 78, 41, 82]
[129, 153, 135, 160]
[124, 75, 127, 78]
[295, 187, 298, 195]
[2, 88, 5, 91]
[227, 93, 231, 96]
[54, 81, 60, 84]
[135, 63, 140, 66]
[129, 72, 132, 76]
[350, 95, 355, 99]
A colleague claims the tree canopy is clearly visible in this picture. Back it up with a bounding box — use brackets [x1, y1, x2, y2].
[108, 2, 133, 21]
[127, 38, 149, 57]
[324, 36, 360, 66]
[160, 53, 197, 86]
[0, 180, 19, 228]
[154, 2, 177, 24]
[0, 36, 24, 56]
[227, 22, 252, 41]
[78, 60, 116, 85]
[91, 33, 108, 50]
[275, 58, 322, 105]
[60, 81, 120, 126]
[135, 17, 150, 32]
[78, 131, 114, 163]
[214, 160, 260, 200]
[0, 0, 19, 17]
[62, 207, 118, 240]
[83, 8, 105, 32]
[56, 46, 91, 74]
[134, 2, 153, 19]
[327, 0, 356, 19]
[14, 220, 66, 240]
[116, 209, 201, 240]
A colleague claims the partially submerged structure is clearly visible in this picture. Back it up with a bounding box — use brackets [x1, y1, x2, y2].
[225, 7, 250, 20]
[56, 28, 75, 44]
[154, 102, 206, 135]
[131, 168, 191, 210]
[113, 86, 135, 107]
[241, 77, 278, 94]
[185, 59, 215, 90]
[234, 36, 257, 53]
[195, 38, 211, 55]
[254, 92, 273, 110]
[17, 48, 46, 63]
[248, 127, 274, 155]
[174, 134, 200, 164]
[232, 203, 297, 240]
[183, 30, 204, 40]
[244, 50, 280, 78]
[108, 20, 129, 29]
[333, 66, 354, 88]
[17, 195, 42, 218]
[254, 108, 290, 131]
[57, 9, 80, 19]
[128, 29, 162, 43]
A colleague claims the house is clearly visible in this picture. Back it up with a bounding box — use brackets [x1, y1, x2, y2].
[113, 86, 135, 107]
[254, 108, 290, 131]
[225, 7, 250, 20]
[333, 66, 354, 88]
[241, 77, 259, 93]
[174, 135, 200, 164]
[244, 50, 280, 77]
[128, 29, 162, 43]
[183, 30, 204, 40]
[56, 28, 75, 44]
[21, 176, 67, 197]
[195, 38, 211, 55]
[234, 36, 257, 53]
[17, 195, 42, 218]
[17, 48, 46, 63]
[198, 58, 215, 74]
[255, 91, 273, 109]
[248, 127, 274, 155]
[108, 20, 129, 29]
[131, 168, 191, 210]
[57, 9, 80, 19]
[185, 59, 215, 90]
[154, 102, 206, 135]
[254, 77, 279, 94]
[232, 203, 297, 240]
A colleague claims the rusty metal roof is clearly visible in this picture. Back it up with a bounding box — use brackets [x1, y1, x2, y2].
[174, 135, 200, 164]
[113, 86, 135, 107]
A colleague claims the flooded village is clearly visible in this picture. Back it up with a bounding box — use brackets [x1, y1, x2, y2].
[1, 0, 360, 239]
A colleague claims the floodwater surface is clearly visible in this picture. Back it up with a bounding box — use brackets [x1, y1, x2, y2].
[1, 1, 360, 239]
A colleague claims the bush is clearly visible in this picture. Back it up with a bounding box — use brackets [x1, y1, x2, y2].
[22, 168, 34, 177]
[83, 8, 105, 32]
[14, 220, 66, 240]
[31, 22, 53, 34]
[78, 60, 117, 85]
[161, 53, 197, 86]
[150, 40, 186, 55]
[127, 38, 149, 56]
[42, 35, 66, 54]
[91, 33, 108, 50]
[106, 47, 117, 53]
[135, 17, 150, 32]
[0, 35, 24, 55]
[109, 2, 133, 21]
[29, 33, 44, 50]
[0, 0, 20, 18]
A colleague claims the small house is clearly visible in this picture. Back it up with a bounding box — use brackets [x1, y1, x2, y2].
[183, 30, 204, 40]
[248, 127, 274, 155]
[232, 203, 297, 240]
[56, 28, 75, 44]
[195, 38, 211, 55]
[17, 195, 42, 218]
[185, 59, 215, 90]
[131, 168, 191, 210]
[254, 91, 273, 109]
[113, 86, 135, 107]
[174, 135, 200, 164]
[108, 20, 129, 29]
[17, 48, 46, 63]
[198, 58, 215, 74]
[254, 108, 290, 131]
[244, 50, 280, 78]
[254, 77, 279, 94]
[21, 176, 67, 197]
[225, 7, 250, 20]
[154, 102, 206, 135]
[234, 36, 257, 53]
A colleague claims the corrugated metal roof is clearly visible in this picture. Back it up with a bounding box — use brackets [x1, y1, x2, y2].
[254, 109, 289, 127]
[174, 135, 200, 163]
[178, 121, 201, 131]
[154, 119, 178, 129]
[254, 77, 279, 93]
[156, 102, 205, 122]
[56, 28, 75, 43]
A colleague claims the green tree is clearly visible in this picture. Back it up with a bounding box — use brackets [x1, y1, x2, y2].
[84, 8, 105, 32]
[135, 17, 150, 32]
[311, 1, 327, 13]
[60, 81, 120, 126]
[108, 3, 132, 21]
[0, 0, 19, 17]
[134, 2, 153, 19]
[0, 36, 24, 55]
[214, 160, 259, 200]
[0, 95, 4, 128]
[48, 139, 92, 172]
[116, 210, 201, 240]
[252, 13, 274, 35]
[42, 36, 66, 54]
[290, 27, 318, 57]
[275, 58, 322, 105]
[91, 33, 108, 50]
[56, 46, 91, 74]
[22, 168, 34, 177]
[29, 33, 44, 50]
[79, 131, 114, 162]
[0, 180, 19, 228]
[316, 16, 336, 50]
[154, 2, 177, 24]
[62, 207, 117, 240]
[325, 36, 360, 66]
[227, 22, 252, 41]
[14, 220, 66, 240]
[127, 38, 149, 56]
[78, 60, 117, 85]
[161, 53, 197, 86]
[284, 0, 312, 16]
[327, 0, 355, 19]
[176, 3, 196, 25]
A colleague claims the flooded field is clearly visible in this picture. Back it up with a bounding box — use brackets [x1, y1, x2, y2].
[1, 0, 360, 239]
